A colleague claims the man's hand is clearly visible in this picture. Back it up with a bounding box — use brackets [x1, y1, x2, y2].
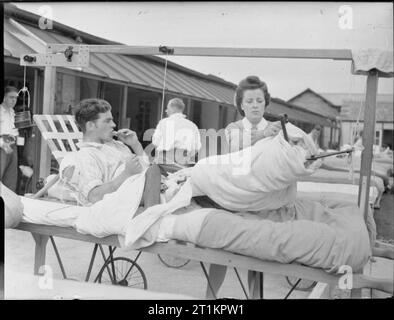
[262, 121, 282, 138]
[116, 129, 140, 147]
[124, 155, 143, 177]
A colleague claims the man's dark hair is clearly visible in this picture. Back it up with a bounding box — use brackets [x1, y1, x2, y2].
[74, 98, 112, 132]
[4, 86, 18, 95]
[234, 75, 270, 117]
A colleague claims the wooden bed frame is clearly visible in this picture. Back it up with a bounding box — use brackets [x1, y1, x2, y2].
[14, 44, 393, 299]
[14, 221, 394, 299]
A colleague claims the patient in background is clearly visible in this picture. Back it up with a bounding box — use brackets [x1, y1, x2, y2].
[308, 125, 322, 150]
[152, 98, 201, 171]
[60, 98, 161, 210]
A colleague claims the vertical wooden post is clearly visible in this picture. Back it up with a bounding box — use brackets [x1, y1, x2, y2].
[38, 64, 56, 179]
[186, 98, 192, 118]
[31, 69, 41, 192]
[32, 233, 49, 275]
[119, 85, 128, 128]
[157, 96, 163, 122]
[358, 70, 379, 223]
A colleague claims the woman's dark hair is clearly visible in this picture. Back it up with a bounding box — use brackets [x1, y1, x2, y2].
[74, 98, 112, 132]
[234, 76, 270, 117]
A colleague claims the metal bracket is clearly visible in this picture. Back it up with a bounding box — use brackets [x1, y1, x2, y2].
[159, 45, 174, 55]
[20, 45, 90, 67]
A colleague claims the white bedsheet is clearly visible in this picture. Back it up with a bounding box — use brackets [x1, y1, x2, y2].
[20, 196, 86, 227]
[297, 182, 378, 204]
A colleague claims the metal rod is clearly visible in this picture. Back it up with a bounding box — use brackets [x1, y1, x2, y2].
[307, 148, 354, 161]
[109, 246, 117, 284]
[259, 272, 264, 299]
[93, 244, 114, 283]
[49, 236, 67, 279]
[284, 278, 302, 299]
[233, 268, 249, 299]
[85, 244, 99, 282]
[280, 114, 289, 142]
[200, 262, 217, 299]
[123, 251, 143, 280]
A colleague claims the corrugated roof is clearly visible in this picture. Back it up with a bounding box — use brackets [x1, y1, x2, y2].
[267, 98, 332, 127]
[340, 99, 393, 122]
[287, 88, 341, 120]
[4, 17, 236, 106]
[3, 5, 332, 127]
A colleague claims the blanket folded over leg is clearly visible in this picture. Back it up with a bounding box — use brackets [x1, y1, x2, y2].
[171, 199, 372, 272]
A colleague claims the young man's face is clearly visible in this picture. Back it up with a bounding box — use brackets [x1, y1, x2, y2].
[88, 111, 116, 143]
[3, 91, 18, 108]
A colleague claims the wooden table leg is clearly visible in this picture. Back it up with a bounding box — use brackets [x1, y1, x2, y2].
[31, 233, 49, 275]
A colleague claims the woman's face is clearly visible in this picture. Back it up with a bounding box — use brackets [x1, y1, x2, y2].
[241, 88, 266, 123]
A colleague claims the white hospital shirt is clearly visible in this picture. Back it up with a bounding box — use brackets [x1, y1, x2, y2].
[152, 113, 201, 152]
[59, 140, 150, 205]
[0, 104, 18, 136]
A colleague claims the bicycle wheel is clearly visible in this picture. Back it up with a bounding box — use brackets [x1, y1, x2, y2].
[96, 257, 147, 289]
[157, 254, 191, 268]
[285, 276, 317, 291]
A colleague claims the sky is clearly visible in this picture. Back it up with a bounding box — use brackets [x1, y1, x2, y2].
[15, 2, 394, 100]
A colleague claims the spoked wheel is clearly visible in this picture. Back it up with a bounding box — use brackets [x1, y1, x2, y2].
[96, 257, 147, 289]
[157, 254, 191, 268]
[285, 276, 317, 291]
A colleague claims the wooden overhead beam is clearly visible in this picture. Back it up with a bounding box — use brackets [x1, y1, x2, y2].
[46, 44, 353, 60]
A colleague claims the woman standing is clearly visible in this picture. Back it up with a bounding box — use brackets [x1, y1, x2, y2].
[207, 76, 282, 298]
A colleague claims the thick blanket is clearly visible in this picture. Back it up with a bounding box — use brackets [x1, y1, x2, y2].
[171, 198, 373, 272]
[124, 123, 322, 247]
[191, 123, 320, 211]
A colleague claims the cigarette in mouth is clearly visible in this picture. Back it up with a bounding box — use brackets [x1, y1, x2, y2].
[113, 131, 132, 136]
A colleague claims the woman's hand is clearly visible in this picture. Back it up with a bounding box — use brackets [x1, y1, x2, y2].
[262, 121, 282, 138]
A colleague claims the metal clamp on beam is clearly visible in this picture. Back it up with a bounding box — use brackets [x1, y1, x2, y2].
[64, 46, 74, 62]
[20, 48, 89, 68]
[23, 55, 36, 63]
[159, 45, 174, 55]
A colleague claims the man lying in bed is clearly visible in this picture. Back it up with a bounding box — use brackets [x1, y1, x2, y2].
[60, 98, 161, 210]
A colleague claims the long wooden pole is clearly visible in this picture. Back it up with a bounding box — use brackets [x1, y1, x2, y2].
[47, 44, 353, 60]
[38, 65, 56, 179]
[358, 70, 379, 223]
